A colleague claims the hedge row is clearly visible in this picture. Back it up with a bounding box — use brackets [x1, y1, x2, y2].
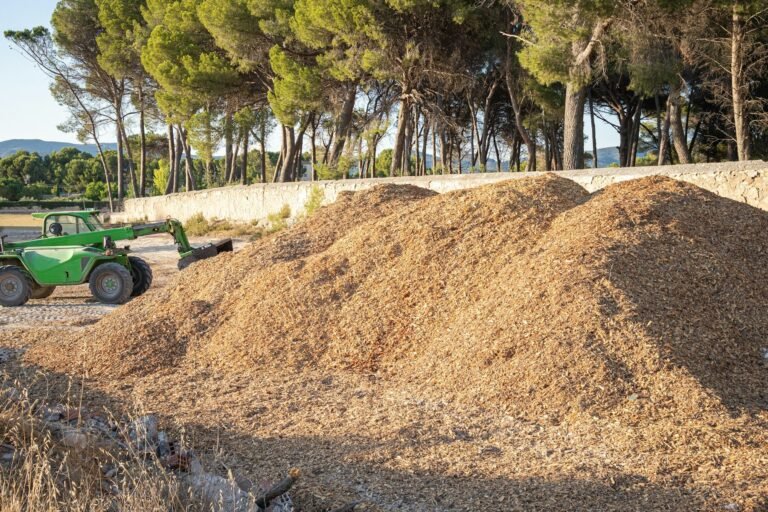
[0, 200, 110, 210]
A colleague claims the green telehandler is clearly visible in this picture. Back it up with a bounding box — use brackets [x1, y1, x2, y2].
[0, 210, 232, 307]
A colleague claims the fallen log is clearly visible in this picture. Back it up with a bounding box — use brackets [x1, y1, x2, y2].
[255, 468, 300, 509]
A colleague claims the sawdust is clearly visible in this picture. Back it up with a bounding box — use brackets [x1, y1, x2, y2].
[22, 175, 768, 510]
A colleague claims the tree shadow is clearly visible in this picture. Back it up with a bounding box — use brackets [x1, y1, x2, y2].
[603, 188, 768, 416]
[0, 356, 715, 512]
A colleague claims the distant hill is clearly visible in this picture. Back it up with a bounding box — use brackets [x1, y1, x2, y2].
[0, 139, 117, 158]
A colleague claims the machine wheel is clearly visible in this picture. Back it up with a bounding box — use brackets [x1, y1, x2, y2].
[88, 263, 133, 305]
[128, 256, 153, 297]
[30, 285, 56, 300]
[0, 266, 33, 307]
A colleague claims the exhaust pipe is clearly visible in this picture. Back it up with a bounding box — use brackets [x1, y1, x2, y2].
[178, 239, 234, 270]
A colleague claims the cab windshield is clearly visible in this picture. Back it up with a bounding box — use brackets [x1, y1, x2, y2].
[44, 214, 103, 236]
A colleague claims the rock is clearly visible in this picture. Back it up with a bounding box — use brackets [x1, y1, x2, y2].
[0, 443, 15, 466]
[41, 404, 67, 422]
[185, 472, 259, 512]
[61, 430, 90, 450]
[101, 464, 118, 479]
[129, 415, 159, 451]
[156, 431, 170, 457]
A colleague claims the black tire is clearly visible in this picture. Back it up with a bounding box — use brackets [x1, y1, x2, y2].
[30, 285, 56, 300]
[0, 266, 33, 307]
[128, 256, 153, 297]
[88, 263, 133, 305]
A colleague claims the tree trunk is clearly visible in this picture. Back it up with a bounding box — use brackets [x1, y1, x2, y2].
[731, 1, 750, 161]
[328, 85, 357, 166]
[260, 124, 267, 184]
[589, 89, 599, 168]
[225, 112, 234, 181]
[181, 128, 196, 191]
[658, 95, 671, 165]
[241, 130, 249, 185]
[391, 97, 410, 177]
[294, 130, 304, 180]
[117, 119, 139, 198]
[630, 104, 641, 167]
[138, 85, 147, 197]
[116, 124, 124, 200]
[563, 82, 586, 170]
[421, 117, 429, 175]
[440, 131, 449, 175]
[173, 128, 183, 192]
[92, 134, 114, 211]
[505, 38, 536, 172]
[562, 20, 609, 169]
[278, 125, 295, 182]
[165, 124, 176, 195]
[414, 108, 421, 175]
[669, 85, 691, 164]
[432, 126, 437, 173]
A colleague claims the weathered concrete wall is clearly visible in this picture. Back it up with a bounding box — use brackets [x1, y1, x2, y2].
[111, 161, 768, 225]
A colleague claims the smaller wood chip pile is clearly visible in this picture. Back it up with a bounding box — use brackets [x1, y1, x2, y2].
[25, 175, 768, 509]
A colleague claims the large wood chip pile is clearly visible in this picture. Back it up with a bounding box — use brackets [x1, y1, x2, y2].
[24, 175, 768, 510]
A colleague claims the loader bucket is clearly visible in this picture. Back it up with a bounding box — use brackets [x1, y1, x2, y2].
[178, 238, 234, 270]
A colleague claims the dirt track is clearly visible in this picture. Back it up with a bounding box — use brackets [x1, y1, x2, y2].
[0, 234, 244, 330]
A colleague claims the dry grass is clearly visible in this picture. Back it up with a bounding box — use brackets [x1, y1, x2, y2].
[0, 214, 41, 228]
[0, 386, 198, 512]
[184, 212, 260, 239]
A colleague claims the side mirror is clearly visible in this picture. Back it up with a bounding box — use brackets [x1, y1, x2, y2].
[49, 223, 63, 236]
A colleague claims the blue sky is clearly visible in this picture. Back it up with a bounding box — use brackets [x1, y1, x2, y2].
[0, 0, 78, 143]
[0, 2, 619, 153]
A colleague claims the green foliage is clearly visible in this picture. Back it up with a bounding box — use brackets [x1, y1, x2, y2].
[266, 204, 291, 233]
[84, 181, 108, 201]
[0, 178, 24, 201]
[153, 160, 170, 195]
[518, 0, 613, 87]
[184, 213, 212, 236]
[375, 149, 393, 177]
[268, 46, 323, 125]
[304, 185, 325, 216]
[22, 182, 52, 200]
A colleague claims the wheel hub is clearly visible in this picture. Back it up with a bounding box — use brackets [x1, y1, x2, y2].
[0, 277, 20, 297]
[101, 276, 119, 294]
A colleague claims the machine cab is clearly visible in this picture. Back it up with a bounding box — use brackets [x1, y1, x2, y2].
[32, 210, 105, 238]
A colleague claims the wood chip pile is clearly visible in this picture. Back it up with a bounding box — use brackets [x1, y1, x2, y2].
[24, 175, 768, 510]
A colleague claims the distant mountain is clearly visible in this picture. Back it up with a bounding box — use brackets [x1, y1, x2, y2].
[0, 139, 117, 158]
[587, 147, 621, 167]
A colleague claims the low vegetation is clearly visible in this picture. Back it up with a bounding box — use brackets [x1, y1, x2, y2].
[0, 390, 195, 512]
[265, 205, 291, 234]
[184, 213, 264, 238]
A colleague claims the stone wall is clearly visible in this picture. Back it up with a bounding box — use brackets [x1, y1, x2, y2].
[111, 161, 768, 225]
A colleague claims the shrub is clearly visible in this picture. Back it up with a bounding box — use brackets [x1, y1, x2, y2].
[0, 178, 24, 201]
[83, 182, 107, 201]
[304, 185, 325, 217]
[22, 182, 51, 200]
[266, 204, 291, 234]
[184, 213, 211, 236]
